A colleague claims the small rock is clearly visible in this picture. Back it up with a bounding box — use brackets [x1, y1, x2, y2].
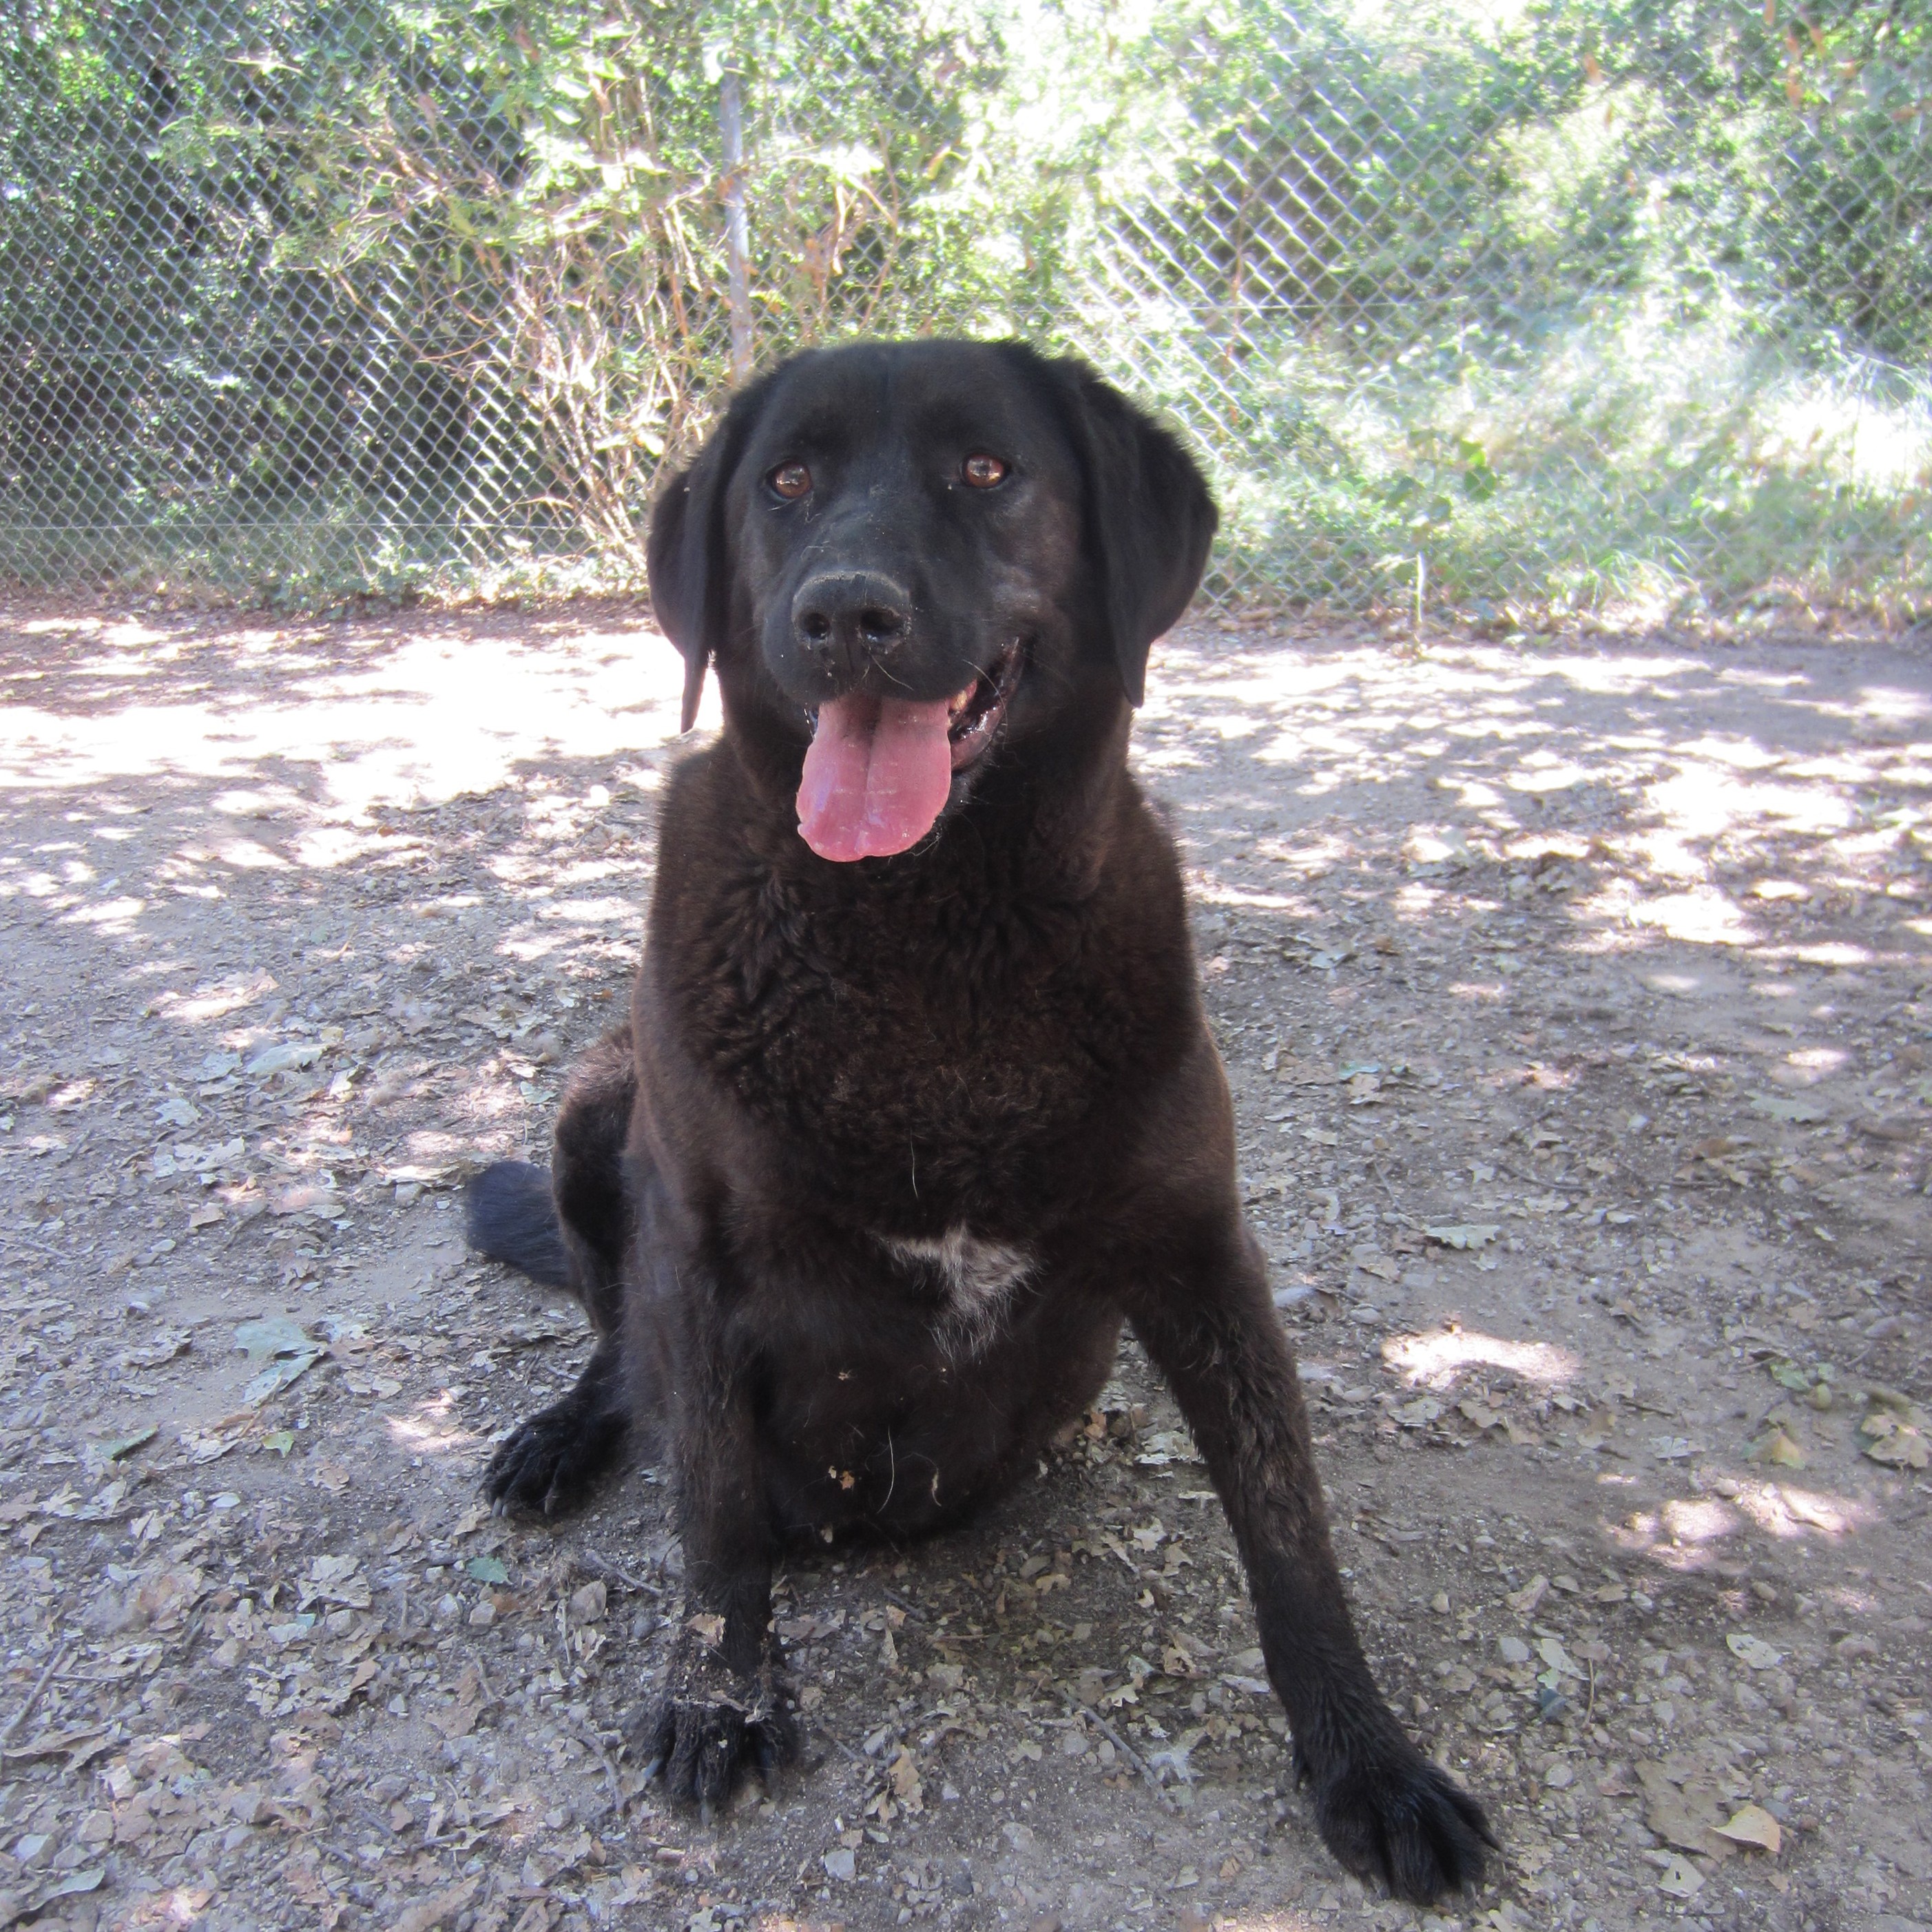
[270, 1182, 341, 1218]
[1727, 1632, 1782, 1670]
[230, 1789, 273, 1827]
[1498, 1636, 1530, 1665]
[822, 1848, 857, 1882]
[468, 1600, 496, 1628]
[1656, 1852, 1705, 1898]
[568, 1580, 607, 1626]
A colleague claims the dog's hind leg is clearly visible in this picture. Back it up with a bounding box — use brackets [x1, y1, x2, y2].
[475, 1026, 641, 1512]
[466, 1026, 636, 1333]
[548, 1026, 637, 1336]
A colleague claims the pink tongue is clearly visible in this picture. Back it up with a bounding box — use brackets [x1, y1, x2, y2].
[797, 693, 955, 861]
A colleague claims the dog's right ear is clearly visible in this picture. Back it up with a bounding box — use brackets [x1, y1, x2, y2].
[1039, 353, 1218, 708]
[647, 430, 735, 734]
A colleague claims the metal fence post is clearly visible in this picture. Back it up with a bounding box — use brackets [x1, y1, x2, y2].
[719, 68, 754, 386]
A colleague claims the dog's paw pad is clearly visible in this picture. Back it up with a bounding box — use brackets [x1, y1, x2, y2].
[636, 1634, 798, 1807]
[639, 1692, 797, 1807]
[483, 1406, 600, 1514]
[1311, 1749, 1495, 1904]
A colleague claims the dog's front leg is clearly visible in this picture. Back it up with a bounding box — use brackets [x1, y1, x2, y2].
[640, 1291, 795, 1814]
[1127, 1212, 1494, 1904]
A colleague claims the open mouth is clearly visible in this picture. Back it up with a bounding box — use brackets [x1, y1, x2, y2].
[793, 640, 1026, 863]
[944, 638, 1024, 770]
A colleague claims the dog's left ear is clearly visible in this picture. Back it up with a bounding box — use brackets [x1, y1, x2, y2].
[647, 433, 731, 733]
[1046, 355, 1218, 706]
[650, 380, 771, 731]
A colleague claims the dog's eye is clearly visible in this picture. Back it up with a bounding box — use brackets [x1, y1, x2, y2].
[769, 462, 812, 500]
[961, 453, 1008, 489]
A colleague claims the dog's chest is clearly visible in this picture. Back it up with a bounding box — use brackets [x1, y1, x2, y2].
[709, 922, 1121, 1187]
[877, 1225, 1034, 1357]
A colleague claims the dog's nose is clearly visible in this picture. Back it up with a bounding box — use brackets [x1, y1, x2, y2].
[791, 570, 912, 676]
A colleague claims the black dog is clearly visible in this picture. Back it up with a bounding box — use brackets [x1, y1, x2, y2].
[466, 338, 1493, 1902]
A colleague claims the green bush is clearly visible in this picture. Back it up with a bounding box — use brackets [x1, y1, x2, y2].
[1, 0, 1925, 615]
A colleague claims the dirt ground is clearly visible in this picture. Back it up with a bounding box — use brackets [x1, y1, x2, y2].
[1, 594, 1928, 1932]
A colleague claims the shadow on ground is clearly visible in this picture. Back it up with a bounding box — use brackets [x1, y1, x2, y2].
[0, 598, 1926, 1932]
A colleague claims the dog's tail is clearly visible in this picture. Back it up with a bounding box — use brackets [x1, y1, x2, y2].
[465, 1161, 571, 1290]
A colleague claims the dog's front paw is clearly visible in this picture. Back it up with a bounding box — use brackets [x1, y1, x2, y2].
[638, 1630, 796, 1814]
[1303, 1739, 1495, 1904]
[484, 1399, 614, 1515]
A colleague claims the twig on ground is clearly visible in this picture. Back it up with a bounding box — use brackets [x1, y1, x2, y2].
[814, 1725, 866, 1766]
[571, 1718, 624, 1811]
[0, 1643, 71, 1752]
[1491, 1160, 1586, 1192]
[1073, 1700, 1178, 1814]
[579, 1548, 662, 1597]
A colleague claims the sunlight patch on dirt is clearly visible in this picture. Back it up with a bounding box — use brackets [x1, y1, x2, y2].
[0, 622, 697, 818]
[386, 1404, 483, 1457]
[1660, 1497, 1740, 1546]
[1150, 632, 1931, 997]
[1725, 1483, 1875, 1543]
[1623, 890, 1760, 946]
[1384, 1328, 1580, 1391]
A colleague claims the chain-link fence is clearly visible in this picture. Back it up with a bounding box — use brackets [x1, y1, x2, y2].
[3, 0, 1928, 617]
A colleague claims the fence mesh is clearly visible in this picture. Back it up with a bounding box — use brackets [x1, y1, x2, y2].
[3, 0, 1928, 618]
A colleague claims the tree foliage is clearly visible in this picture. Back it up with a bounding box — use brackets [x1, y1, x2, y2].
[0, 0, 1925, 610]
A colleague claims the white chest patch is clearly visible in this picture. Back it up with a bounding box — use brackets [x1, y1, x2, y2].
[879, 1226, 1035, 1359]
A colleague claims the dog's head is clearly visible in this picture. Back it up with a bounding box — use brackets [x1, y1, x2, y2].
[647, 340, 1216, 862]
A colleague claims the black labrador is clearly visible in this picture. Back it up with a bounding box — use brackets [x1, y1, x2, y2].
[466, 337, 1493, 1902]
